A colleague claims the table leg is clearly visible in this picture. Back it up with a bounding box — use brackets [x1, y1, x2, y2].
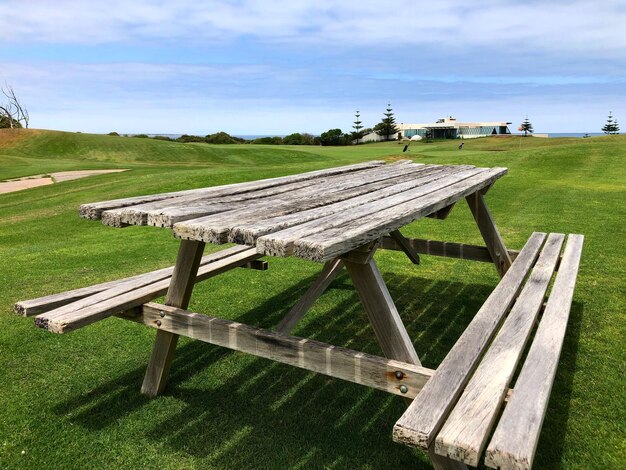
[275, 258, 344, 334]
[141, 239, 206, 397]
[465, 191, 512, 278]
[343, 256, 421, 365]
[345, 250, 466, 470]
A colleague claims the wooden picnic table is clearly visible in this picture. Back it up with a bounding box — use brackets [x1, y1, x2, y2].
[19, 160, 584, 470]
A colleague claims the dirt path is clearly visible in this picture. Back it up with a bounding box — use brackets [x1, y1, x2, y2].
[0, 169, 128, 194]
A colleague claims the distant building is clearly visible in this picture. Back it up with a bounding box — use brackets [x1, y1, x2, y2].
[361, 116, 512, 142]
[399, 116, 512, 139]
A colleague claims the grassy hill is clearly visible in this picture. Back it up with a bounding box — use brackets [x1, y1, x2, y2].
[1, 129, 624, 469]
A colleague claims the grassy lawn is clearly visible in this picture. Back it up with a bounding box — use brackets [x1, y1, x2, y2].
[0, 129, 624, 469]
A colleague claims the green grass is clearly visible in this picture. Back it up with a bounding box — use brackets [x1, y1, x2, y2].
[0, 129, 624, 469]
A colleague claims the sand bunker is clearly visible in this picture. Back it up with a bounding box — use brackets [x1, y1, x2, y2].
[0, 169, 128, 194]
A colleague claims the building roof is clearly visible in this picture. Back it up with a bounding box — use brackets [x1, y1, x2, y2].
[398, 116, 511, 130]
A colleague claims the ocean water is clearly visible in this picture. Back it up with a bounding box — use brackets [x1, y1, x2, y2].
[548, 133, 605, 138]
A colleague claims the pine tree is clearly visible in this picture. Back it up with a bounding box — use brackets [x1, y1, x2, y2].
[520, 117, 533, 137]
[375, 103, 400, 141]
[352, 110, 364, 144]
[602, 112, 619, 134]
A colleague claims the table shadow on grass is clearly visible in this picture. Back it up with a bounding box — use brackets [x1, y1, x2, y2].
[52, 269, 581, 469]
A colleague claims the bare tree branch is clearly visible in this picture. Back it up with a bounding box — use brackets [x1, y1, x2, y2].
[0, 83, 29, 128]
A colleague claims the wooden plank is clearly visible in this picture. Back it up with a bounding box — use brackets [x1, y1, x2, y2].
[122, 162, 426, 228]
[484, 234, 584, 470]
[172, 164, 447, 243]
[389, 230, 420, 264]
[35, 247, 261, 334]
[15, 245, 263, 317]
[275, 258, 344, 334]
[233, 165, 473, 246]
[141, 239, 206, 397]
[29, 245, 250, 321]
[292, 168, 507, 262]
[379, 237, 520, 263]
[392, 232, 547, 450]
[255, 166, 490, 258]
[466, 192, 512, 277]
[120, 302, 435, 398]
[344, 257, 421, 365]
[101, 161, 421, 227]
[434, 233, 565, 466]
[79, 161, 385, 220]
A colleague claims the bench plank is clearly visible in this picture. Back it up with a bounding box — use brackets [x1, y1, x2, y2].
[484, 234, 584, 470]
[79, 161, 385, 220]
[434, 233, 565, 466]
[392, 232, 547, 450]
[35, 247, 261, 333]
[15, 245, 258, 317]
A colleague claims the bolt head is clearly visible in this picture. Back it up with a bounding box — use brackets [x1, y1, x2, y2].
[400, 385, 408, 394]
[159, 311, 165, 317]
[156, 320, 162, 327]
[395, 370, 404, 380]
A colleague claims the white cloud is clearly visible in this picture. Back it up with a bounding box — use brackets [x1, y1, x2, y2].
[1, 0, 625, 58]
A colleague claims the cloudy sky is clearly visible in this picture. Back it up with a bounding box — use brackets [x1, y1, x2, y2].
[1, 0, 625, 134]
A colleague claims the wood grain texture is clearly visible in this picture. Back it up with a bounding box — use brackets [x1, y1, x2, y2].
[102, 161, 420, 228]
[380, 237, 520, 264]
[172, 164, 439, 243]
[484, 234, 584, 470]
[434, 233, 565, 466]
[275, 258, 344, 334]
[466, 192, 512, 277]
[255, 166, 487, 258]
[16, 245, 256, 317]
[392, 232, 547, 450]
[79, 161, 384, 220]
[344, 257, 421, 365]
[122, 302, 435, 399]
[238, 165, 471, 247]
[35, 247, 261, 333]
[389, 229, 420, 264]
[292, 168, 507, 262]
[141, 239, 206, 397]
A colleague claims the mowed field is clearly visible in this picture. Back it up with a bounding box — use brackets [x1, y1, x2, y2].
[0, 129, 624, 469]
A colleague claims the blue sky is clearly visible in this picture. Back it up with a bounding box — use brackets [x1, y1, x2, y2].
[1, 0, 625, 134]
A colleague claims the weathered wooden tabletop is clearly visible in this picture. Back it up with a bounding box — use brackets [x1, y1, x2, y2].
[80, 160, 507, 262]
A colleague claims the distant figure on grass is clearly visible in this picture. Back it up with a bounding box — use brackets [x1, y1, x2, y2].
[458, 142, 464, 150]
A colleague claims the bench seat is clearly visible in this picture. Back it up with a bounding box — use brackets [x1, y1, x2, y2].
[393, 232, 583, 469]
[15, 245, 265, 334]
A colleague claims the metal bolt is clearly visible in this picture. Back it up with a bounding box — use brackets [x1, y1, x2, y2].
[395, 371, 404, 380]
[159, 310, 165, 318]
[400, 385, 408, 394]
[156, 320, 162, 327]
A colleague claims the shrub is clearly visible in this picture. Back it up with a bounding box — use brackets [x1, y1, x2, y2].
[133, 134, 149, 138]
[176, 134, 205, 143]
[319, 128, 351, 146]
[205, 131, 240, 144]
[250, 136, 284, 145]
[107, 131, 120, 136]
